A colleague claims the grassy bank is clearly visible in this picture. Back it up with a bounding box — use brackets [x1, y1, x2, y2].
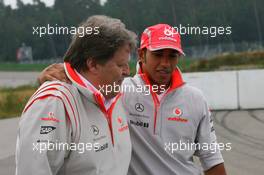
[0, 58, 195, 74]
[0, 85, 37, 119]
[0, 63, 49, 72]
[185, 50, 264, 72]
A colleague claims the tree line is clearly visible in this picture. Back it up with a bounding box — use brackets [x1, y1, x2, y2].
[0, 0, 263, 61]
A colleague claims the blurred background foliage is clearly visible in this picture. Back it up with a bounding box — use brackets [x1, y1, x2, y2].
[0, 0, 263, 62]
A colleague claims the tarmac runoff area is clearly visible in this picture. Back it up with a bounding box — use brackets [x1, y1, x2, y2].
[0, 110, 264, 175]
[0, 71, 39, 87]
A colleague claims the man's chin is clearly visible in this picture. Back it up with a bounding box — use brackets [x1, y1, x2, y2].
[154, 76, 170, 86]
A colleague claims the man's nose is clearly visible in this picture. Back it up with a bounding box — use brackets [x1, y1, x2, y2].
[160, 56, 170, 67]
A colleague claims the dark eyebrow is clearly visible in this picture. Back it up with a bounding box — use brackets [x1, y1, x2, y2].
[171, 50, 180, 54]
[152, 50, 163, 54]
[152, 50, 180, 55]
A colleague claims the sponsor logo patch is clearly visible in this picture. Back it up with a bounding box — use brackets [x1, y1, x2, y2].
[95, 143, 108, 152]
[168, 108, 188, 122]
[174, 108, 182, 117]
[129, 112, 149, 118]
[167, 117, 188, 122]
[130, 120, 149, 128]
[40, 126, 56, 134]
[40, 112, 61, 123]
[163, 26, 178, 37]
[135, 103, 144, 112]
[91, 125, 99, 136]
[117, 116, 128, 132]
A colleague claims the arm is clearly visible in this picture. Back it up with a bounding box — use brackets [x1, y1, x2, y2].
[37, 63, 70, 85]
[194, 99, 227, 174]
[204, 163, 226, 175]
[16, 96, 71, 175]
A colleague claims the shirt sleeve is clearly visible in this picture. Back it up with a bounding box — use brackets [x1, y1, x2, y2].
[16, 96, 72, 175]
[194, 100, 224, 171]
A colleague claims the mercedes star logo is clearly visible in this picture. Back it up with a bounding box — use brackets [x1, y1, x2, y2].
[91, 125, 99, 136]
[135, 103, 144, 112]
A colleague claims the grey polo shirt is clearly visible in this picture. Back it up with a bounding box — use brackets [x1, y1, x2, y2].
[122, 72, 224, 175]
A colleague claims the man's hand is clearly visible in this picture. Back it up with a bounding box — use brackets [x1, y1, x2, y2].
[204, 163, 227, 175]
[37, 63, 71, 85]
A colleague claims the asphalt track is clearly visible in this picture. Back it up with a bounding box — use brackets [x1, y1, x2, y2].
[0, 71, 39, 87]
[0, 110, 264, 175]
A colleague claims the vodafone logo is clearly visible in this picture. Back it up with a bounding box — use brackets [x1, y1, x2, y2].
[161, 26, 178, 42]
[174, 108, 182, 117]
[40, 111, 61, 123]
[164, 26, 178, 37]
[49, 112, 54, 117]
[168, 108, 188, 123]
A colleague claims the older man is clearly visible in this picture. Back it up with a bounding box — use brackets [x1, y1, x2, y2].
[16, 15, 137, 175]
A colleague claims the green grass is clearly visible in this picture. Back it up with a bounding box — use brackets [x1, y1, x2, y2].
[0, 58, 195, 73]
[0, 63, 49, 72]
[185, 50, 264, 72]
[177, 57, 195, 72]
[0, 85, 37, 119]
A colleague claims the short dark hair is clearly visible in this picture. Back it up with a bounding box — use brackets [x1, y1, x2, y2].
[64, 15, 137, 72]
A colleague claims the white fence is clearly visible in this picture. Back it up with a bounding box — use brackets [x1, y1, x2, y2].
[238, 70, 264, 109]
[183, 69, 264, 110]
[1, 69, 263, 110]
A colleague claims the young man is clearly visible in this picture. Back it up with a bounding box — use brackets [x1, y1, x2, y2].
[38, 24, 226, 175]
[123, 24, 226, 175]
[16, 15, 137, 175]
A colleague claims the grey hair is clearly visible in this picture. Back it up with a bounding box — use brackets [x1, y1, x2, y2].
[64, 15, 137, 72]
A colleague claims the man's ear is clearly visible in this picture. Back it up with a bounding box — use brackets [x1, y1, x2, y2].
[138, 48, 145, 63]
[176, 57, 179, 64]
[86, 58, 98, 74]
